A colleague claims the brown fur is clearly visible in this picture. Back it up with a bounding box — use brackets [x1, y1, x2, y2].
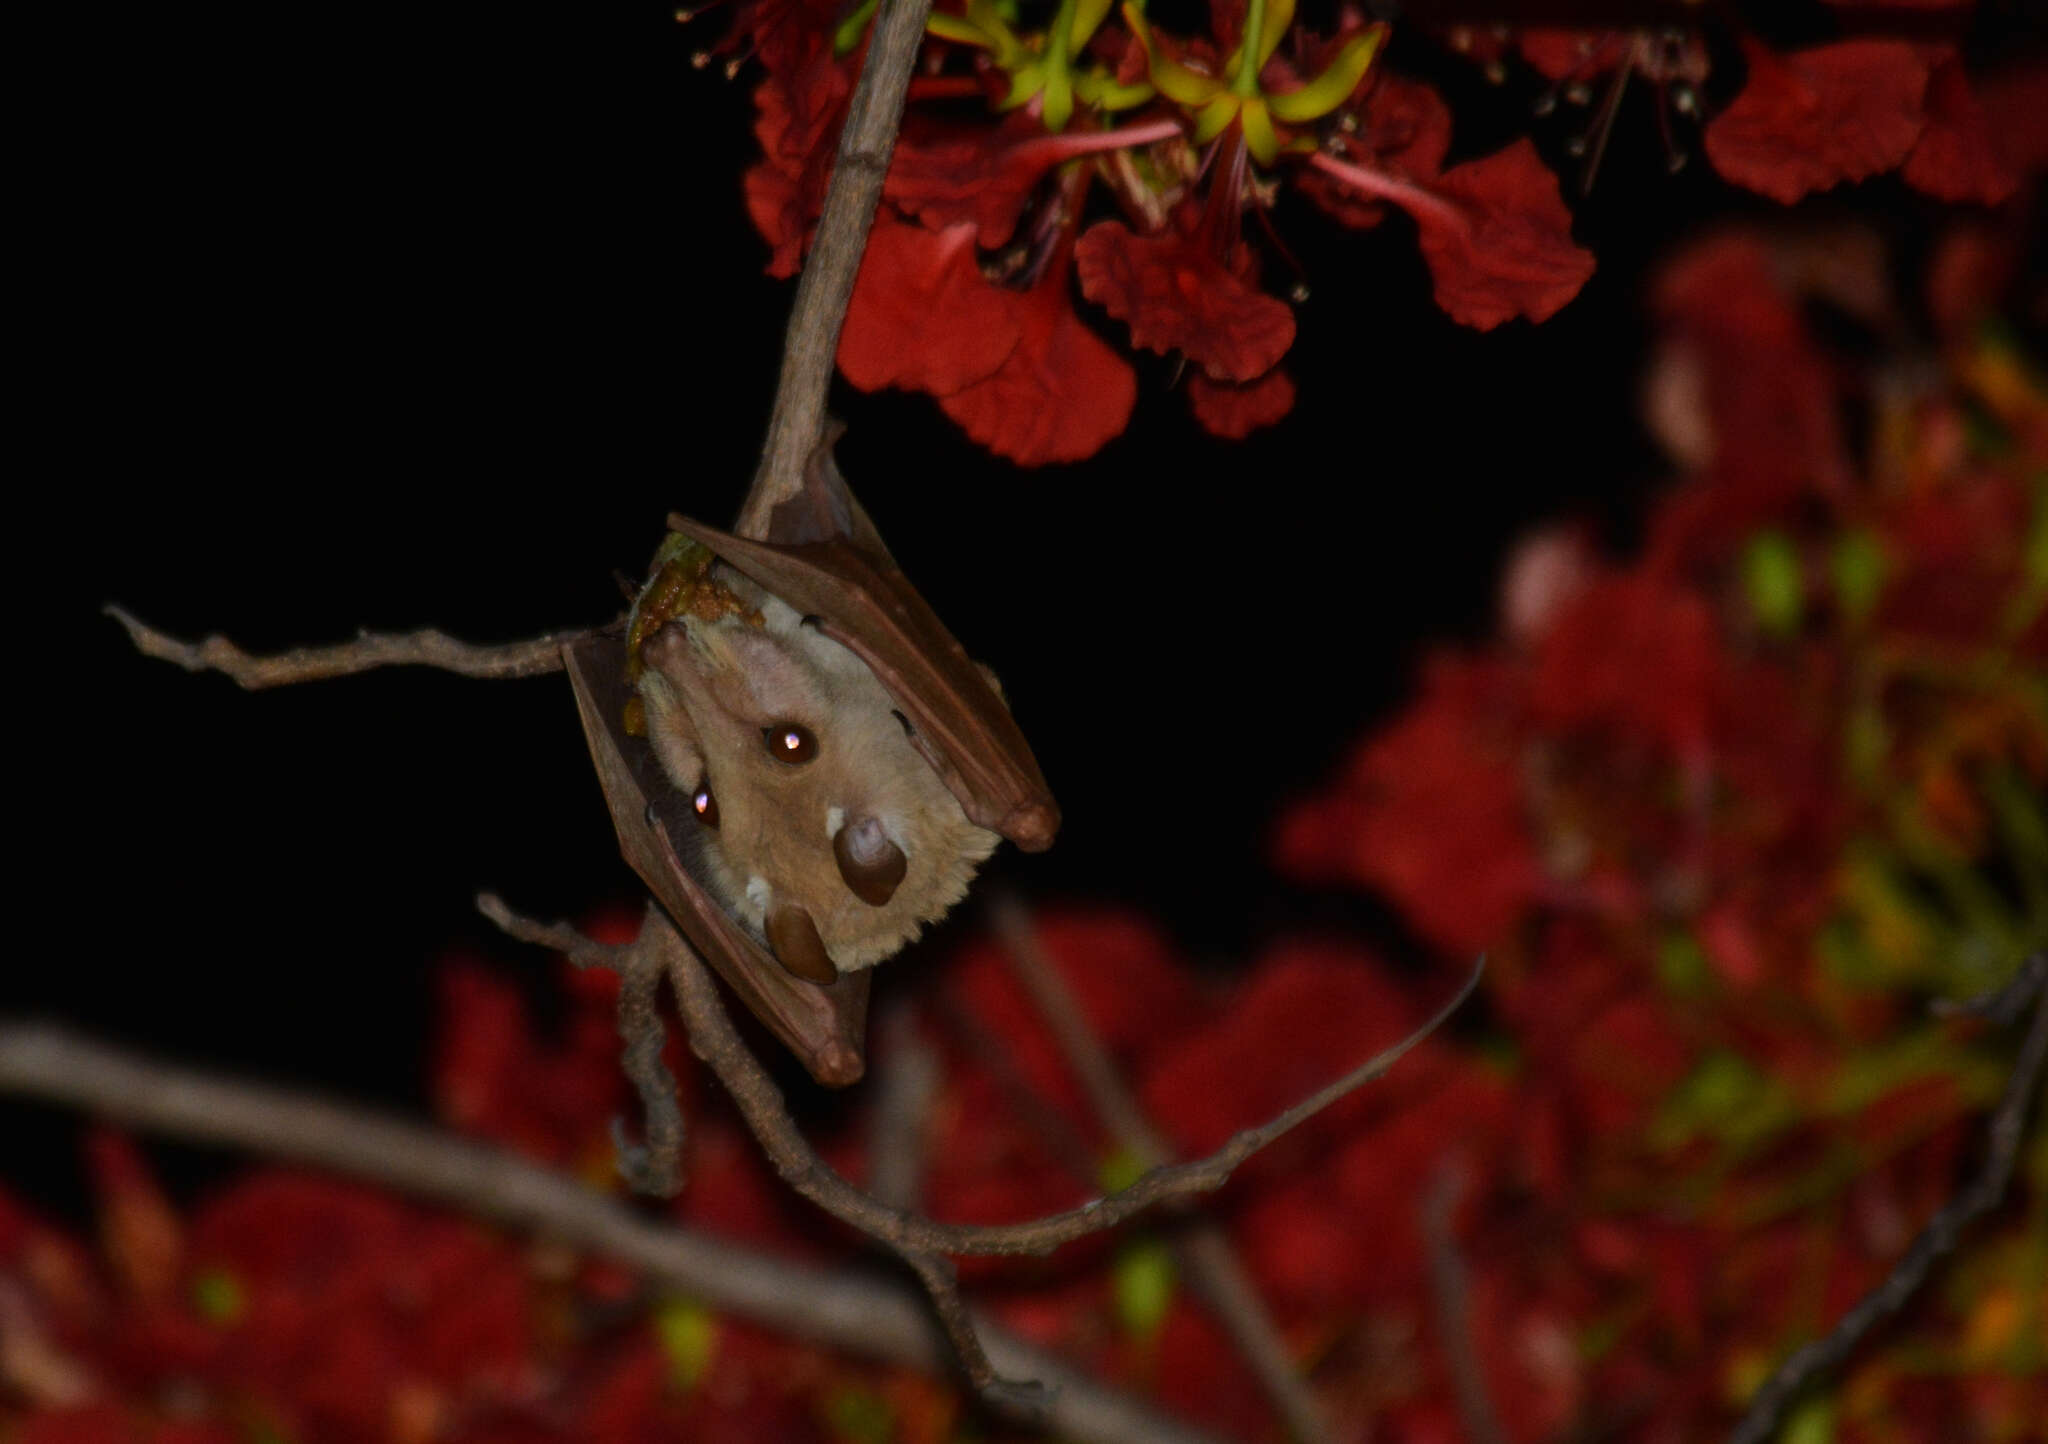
[637, 571, 998, 972]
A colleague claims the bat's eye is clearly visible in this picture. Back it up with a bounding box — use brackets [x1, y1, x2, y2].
[763, 723, 818, 765]
[691, 780, 719, 827]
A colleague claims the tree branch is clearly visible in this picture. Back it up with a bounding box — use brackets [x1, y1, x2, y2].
[739, 0, 936, 534]
[480, 897, 1478, 1411]
[990, 895, 1337, 1444]
[1422, 1160, 1508, 1444]
[0, 1021, 1228, 1444]
[607, 931, 687, 1197]
[105, 603, 597, 688]
[1727, 951, 2048, 1444]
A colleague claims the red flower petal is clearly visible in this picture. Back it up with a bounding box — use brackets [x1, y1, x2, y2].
[1904, 53, 2020, 204]
[1704, 39, 1928, 203]
[1074, 217, 1295, 382]
[1275, 655, 1539, 954]
[1529, 572, 1718, 756]
[936, 262, 1136, 464]
[1297, 75, 1453, 229]
[1410, 139, 1595, 330]
[838, 218, 1021, 396]
[1187, 367, 1295, 438]
[884, 115, 1061, 251]
[742, 28, 853, 277]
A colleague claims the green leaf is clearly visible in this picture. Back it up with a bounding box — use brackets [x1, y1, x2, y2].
[1075, 68, 1156, 110]
[191, 1268, 243, 1323]
[1784, 1394, 1836, 1444]
[1656, 932, 1711, 998]
[833, 0, 878, 55]
[653, 1296, 719, 1390]
[824, 1386, 896, 1444]
[1098, 1146, 1147, 1193]
[1239, 94, 1279, 165]
[1123, 3, 1226, 106]
[1113, 1236, 1177, 1338]
[1829, 529, 1886, 626]
[1191, 93, 1242, 145]
[1741, 530, 1804, 638]
[1268, 27, 1385, 123]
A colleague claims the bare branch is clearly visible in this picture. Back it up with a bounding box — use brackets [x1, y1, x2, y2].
[633, 900, 1483, 1257]
[0, 1022, 1229, 1444]
[608, 933, 688, 1197]
[481, 899, 1475, 1413]
[106, 603, 598, 688]
[739, 0, 936, 533]
[1728, 952, 2048, 1444]
[991, 895, 1335, 1444]
[868, 1001, 939, 1213]
[1422, 1161, 1508, 1444]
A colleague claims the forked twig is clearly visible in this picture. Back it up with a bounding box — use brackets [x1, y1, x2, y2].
[1728, 952, 2048, 1444]
[480, 895, 1480, 1411]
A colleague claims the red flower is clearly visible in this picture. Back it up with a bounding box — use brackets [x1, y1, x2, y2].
[838, 218, 1023, 396]
[886, 115, 1182, 250]
[1529, 572, 1718, 758]
[741, 6, 854, 276]
[1187, 367, 1294, 438]
[1411, 140, 1596, 331]
[1704, 38, 1928, 203]
[1075, 212, 1296, 383]
[935, 245, 1136, 465]
[1903, 53, 2020, 204]
[1139, 942, 1438, 1158]
[431, 957, 635, 1174]
[1307, 138, 1594, 330]
[1276, 655, 1539, 955]
[1295, 74, 1452, 230]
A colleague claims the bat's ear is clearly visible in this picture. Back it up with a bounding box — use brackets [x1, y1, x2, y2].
[762, 421, 894, 564]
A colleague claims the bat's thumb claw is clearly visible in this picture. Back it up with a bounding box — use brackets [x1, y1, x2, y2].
[999, 801, 1061, 853]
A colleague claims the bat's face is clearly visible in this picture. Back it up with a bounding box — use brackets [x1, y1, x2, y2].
[634, 575, 999, 980]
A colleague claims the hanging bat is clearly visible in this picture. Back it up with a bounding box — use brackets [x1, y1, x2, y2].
[565, 437, 1058, 1086]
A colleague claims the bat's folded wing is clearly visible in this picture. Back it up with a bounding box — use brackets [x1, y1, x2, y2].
[665, 518, 1060, 854]
[563, 631, 871, 1087]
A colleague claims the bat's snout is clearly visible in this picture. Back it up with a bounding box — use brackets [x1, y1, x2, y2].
[834, 815, 907, 906]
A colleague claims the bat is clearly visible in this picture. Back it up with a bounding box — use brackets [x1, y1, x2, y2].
[565, 436, 1058, 1085]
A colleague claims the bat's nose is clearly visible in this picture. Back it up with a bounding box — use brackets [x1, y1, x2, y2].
[834, 815, 907, 906]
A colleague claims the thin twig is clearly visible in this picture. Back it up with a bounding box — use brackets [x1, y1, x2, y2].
[481, 898, 1478, 1409]
[105, 603, 594, 688]
[739, 0, 936, 534]
[1728, 952, 2048, 1444]
[1422, 1161, 1508, 1444]
[603, 936, 686, 1197]
[0, 1022, 1228, 1444]
[990, 895, 1336, 1444]
[637, 905, 1481, 1257]
[869, 1000, 939, 1213]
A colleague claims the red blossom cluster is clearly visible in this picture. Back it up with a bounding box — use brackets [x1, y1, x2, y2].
[735, 0, 2039, 462]
[7, 216, 2041, 1439]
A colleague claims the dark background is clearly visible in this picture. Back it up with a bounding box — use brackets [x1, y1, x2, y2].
[22, 1, 1988, 1217]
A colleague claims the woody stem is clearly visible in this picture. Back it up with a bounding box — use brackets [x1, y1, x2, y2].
[741, 0, 936, 538]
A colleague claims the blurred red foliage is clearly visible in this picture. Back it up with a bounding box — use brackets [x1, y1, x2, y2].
[9, 211, 2042, 1440]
